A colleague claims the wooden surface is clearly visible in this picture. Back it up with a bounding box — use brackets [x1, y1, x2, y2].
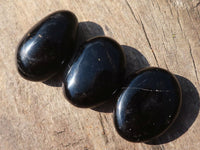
[0, 0, 200, 149]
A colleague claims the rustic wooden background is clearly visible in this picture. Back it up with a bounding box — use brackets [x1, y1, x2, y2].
[0, 0, 200, 149]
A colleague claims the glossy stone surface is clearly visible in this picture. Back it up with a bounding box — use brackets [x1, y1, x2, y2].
[16, 11, 78, 81]
[114, 67, 182, 142]
[63, 36, 126, 108]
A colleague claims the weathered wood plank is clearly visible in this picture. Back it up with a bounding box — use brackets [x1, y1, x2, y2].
[0, 0, 200, 149]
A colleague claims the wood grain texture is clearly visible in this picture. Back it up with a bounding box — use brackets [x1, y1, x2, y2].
[0, 0, 200, 149]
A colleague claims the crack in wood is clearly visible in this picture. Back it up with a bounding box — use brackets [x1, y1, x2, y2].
[166, 0, 174, 16]
[155, 0, 161, 12]
[61, 138, 84, 148]
[98, 113, 109, 144]
[125, 0, 140, 25]
[195, 2, 200, 8]
[151, 145, 166, 150]
[54, 128, 66, 135]
[176, 7, 199, 84]
[176, 10, 183, 33]
[185, 7, 200, 42]
[188, 40, 199, 83]
[164, 58, 169, 70]
[139, 18, 159, 67]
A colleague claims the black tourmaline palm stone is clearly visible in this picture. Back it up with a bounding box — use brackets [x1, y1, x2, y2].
[63, 36, 126, 108]
[16, 10, 78, 81]
[114, 67, 182, 142]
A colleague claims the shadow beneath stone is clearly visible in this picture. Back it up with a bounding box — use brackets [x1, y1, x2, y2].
[43, 69, 65, 87]
[43, 21, 105, 87]
[93, 45, 150, 113]
[75, 21, 105, 49]
[146, 75, 200, 145]
[92, 98, 117, 113]
[122, 45, 150, 77]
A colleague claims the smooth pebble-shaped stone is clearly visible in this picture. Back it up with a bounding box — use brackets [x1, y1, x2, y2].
[16, 10, 78, 81]
[114, 67, 182, 142]
[63, 36, 126, 108]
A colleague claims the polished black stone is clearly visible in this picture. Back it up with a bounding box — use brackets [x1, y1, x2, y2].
[63, 36, 126, 108]
[16, 10, 78, 81]
[114, 67, 182, 142]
